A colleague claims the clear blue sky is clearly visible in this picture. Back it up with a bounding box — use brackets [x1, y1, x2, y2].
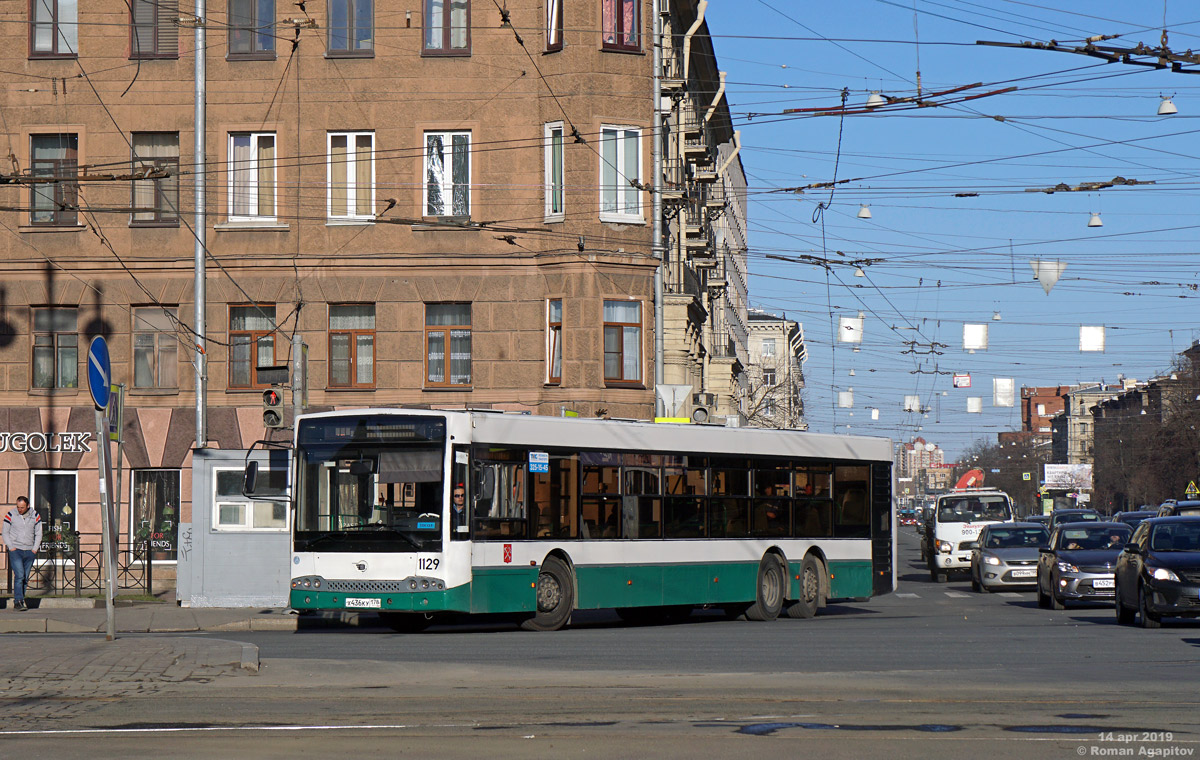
[704, 1, 1200, 459]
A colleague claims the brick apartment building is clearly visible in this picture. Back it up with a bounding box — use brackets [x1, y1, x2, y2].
[0, 0, 745, 596]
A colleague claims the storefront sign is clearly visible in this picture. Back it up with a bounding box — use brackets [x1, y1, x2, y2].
[0, 432, 93, 454]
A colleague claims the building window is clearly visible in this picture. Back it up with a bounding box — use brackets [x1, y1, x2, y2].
[545, 122, 564, 220]
[423, 0, 469, 55]
[603, 300, 641, 383]
[763, 368, 776, 387]
[764, 398, 776, 416]
[1036, 403, 1046, 416]
[131, 0, 179, 58]
[30, 471, 76, 548]
[601, 0, 638, 51]
[228, 304, 276, 388]
[133, 306, 178, 389]
[547, 299, 562, 384]
[30, 133, 78, 226]
[328, 0, 373, 55]
[30, 0, 77, 57]
[329, 304, 375, 388]
[228, 132, 276, 221]
[131, 132, 180, 224]
[229, 0, 276, 58]
[599, 126, 640, 222]
[131, 470, 180, 561]
[214, 468, 288, 531]
[32, 307, 78, 389]
[327, 131, 374, 220]
[761, 338, 776, 357]
[426, 303, 471, 386]
[424, 130, 470, 218]
[546, 0, 562, 51]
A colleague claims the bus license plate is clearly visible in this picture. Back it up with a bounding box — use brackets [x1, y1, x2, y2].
[345, 597, 381, 609]
[1092, 578, 1114, 589]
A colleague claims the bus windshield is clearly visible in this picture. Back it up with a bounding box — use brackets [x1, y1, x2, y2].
[294, 415, 448, 553]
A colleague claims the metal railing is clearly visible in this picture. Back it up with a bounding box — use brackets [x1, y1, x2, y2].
[5, 532, 154, 597]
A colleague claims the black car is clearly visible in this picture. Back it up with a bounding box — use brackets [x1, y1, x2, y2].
[1048, 509, 1102, 530]
[1114, 510, 1158, 530]
[1115, 516, 1200, 628]
[1157, 500, 1200, 518]
[1037, 522, 1131, 609]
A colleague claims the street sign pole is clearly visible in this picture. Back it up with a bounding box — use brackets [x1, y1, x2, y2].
[87, 337, 117, 641]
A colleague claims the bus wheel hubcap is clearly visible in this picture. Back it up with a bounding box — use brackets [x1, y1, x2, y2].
[537, 574, 561, 611]
[802, 566, 819, 603]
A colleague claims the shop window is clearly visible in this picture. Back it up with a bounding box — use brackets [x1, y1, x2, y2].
[228, 304, 276, 388]
[32, 306, 78, 389]
[213, 467, 288, 531]
[31, 471, 77, 555]
[131, 469, 180, 561]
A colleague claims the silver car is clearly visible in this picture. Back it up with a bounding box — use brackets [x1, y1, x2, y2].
[970, 523, 1049, 592]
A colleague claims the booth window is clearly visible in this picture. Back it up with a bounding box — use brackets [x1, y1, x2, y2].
[213, 468, 287, 531]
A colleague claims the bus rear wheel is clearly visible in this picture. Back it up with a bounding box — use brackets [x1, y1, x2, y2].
[746, 555, 785, 621]
[521, 556, 574, 631]
[785, 555, 823, 619]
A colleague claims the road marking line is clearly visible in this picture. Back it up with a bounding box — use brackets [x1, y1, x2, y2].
[895, 593, 919, 598]
[0, 725, 422, 737]
[945, 591, 970, 598]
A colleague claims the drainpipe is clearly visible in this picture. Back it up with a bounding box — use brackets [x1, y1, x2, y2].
[681, 0, 707, 81]
[703, 70, 726, 125]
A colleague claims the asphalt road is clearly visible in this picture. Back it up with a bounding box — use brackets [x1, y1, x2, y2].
[5, 530, 1200, 759]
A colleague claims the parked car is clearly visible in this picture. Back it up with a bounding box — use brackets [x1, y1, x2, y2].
[1156, 500, 1200, 518]
[1048, 509, 1102, 530]
[1037, 522, 1132, 609]
[970, 522, 1049, 592]
[1114, 510, 1158, 530]
[1115, 516, 1200, 628]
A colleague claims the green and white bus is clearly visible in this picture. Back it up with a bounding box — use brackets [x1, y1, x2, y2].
[282, 408, 895, 631]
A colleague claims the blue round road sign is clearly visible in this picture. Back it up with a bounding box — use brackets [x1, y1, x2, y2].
[87, 336, 112, 410]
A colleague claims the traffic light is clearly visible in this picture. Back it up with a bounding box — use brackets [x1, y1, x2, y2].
[262, 387, 284, 429]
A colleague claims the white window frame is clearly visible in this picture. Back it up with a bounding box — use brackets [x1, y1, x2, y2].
[423, 130, 471, 218]
[544, 121, 564, 221]
[761, 338, 776, 357]
[327, 131, 375, 221]
[546, 298, 562, 384]
[212, 467, 289, 532]
[598, 125, 642, 223]
[227, 132, 277, 222]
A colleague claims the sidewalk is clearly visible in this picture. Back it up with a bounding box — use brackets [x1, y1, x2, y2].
[0, 594, 373, 636]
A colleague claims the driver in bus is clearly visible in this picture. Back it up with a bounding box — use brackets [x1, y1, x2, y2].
[451, 486, 467, 531]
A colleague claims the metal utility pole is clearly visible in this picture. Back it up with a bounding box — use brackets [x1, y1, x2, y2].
[651, 0, 665, 416]
[194, 0, 208, 448]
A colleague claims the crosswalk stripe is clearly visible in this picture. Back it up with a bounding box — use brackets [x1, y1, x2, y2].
[895, 593, 919, 598]
[945, 591, 970, 598]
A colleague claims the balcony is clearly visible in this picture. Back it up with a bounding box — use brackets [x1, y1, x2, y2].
[661, 53, 685, 92]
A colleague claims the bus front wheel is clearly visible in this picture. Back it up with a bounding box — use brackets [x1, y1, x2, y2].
[521, 556, 574, 631]
[746, 555, 785, 621]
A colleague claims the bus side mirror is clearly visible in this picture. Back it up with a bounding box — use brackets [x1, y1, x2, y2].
[243, 461, 259, 498]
